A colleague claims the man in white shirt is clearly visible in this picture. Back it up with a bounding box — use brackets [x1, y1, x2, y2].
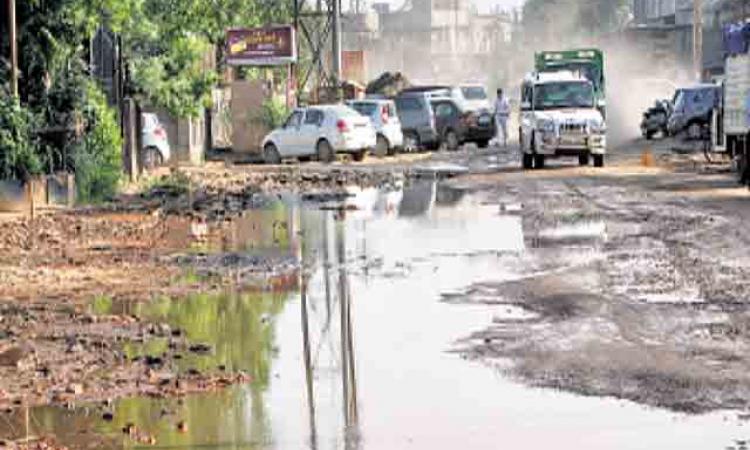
[494, 88, 511, 148]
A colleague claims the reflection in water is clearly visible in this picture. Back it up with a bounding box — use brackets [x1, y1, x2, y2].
[4, 180, 744, 450]
[302, 211, 361, 449]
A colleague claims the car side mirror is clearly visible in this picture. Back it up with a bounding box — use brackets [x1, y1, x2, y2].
[597, 99, 606, 109]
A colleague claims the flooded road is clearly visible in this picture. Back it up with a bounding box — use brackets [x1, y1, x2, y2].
[3, 180, 750, 449]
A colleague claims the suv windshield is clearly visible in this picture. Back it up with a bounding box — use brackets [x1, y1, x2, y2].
[534, 81, 594, 110]
[350, 102, 378, 116]
[461, 87, 487, 100]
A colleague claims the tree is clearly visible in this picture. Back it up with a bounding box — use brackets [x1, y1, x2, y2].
[95, 0, 294, 118]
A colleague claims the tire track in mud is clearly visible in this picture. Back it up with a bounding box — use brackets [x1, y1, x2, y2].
[450, 172, 750, 414]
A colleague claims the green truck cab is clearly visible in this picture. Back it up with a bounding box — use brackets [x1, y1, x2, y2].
[535, 49, 606, 118]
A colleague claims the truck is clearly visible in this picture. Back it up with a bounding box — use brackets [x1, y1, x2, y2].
[722, 23, 750, 185]
[535, 49, 606, 118]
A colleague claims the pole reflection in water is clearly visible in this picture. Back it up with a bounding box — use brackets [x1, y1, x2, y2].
[336, 216, 359, 442]
[301, 272, 317, 449]
[301, 209, 361, 449]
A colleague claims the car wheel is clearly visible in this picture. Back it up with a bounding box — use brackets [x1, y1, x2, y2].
[444, 130, 459, 151]
[737, 148, 749, 184]
[352, 149, 367, 162]
[374, 135, 389, 158]
[404, 132, 420, 152]
[593, 154, 605, 168]
[477, 139, 490, 149]
[263, 143, 282, 165]
[143, 147, 163, 171]
[316, 140, 335, 164]
[522, 153, 533, 170]
[530, 134, 544, 170]
[687, 122, 702, 140]
[579, 153, 590, 166]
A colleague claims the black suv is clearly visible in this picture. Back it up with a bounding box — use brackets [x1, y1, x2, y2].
[429, 98, 495, 150]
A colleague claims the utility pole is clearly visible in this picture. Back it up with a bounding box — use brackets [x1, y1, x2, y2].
[693, 0, 703, 81]
[8, 0, 19, 97]
[332, 0, 342, 86]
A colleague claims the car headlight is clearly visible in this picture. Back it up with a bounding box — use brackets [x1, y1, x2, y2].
[588, 119, 605, 134]
[536, 119, 555, 133]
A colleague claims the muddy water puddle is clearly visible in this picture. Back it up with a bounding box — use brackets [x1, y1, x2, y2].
[1, 181, 748, 449]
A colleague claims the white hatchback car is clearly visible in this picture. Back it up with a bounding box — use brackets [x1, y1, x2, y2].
[141, 113, 171, 169]
[262, 105, 376, 164]
[347, 99, 403, 156]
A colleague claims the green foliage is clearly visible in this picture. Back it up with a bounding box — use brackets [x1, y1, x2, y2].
[0, 94, 42, 180]
[90, 295, 114, 315]
[251, 97, 290, 130]
[73, 84, 123, 202]
[98, 0, 293, 118]
[142, 171, 191, 197]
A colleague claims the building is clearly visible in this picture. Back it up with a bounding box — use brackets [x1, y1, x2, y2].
[342, 0, 515, 84]
[629, 0, 694, 77]
[630, 0, 750, 81]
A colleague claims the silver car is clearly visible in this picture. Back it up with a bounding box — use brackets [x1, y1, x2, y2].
[142, 113, 171, 169]
[347, 99, 404, 156]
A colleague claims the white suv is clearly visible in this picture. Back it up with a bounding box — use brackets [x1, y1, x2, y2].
[262, 105, 376, 164]
[519, 71, 606, 169]
[347, 99, 404, 156]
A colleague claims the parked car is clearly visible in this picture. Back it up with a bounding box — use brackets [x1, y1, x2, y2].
[451, 84, 491, 112]
[667, 84, 721, 139]
[640, 99, 672, 139]
[395, 91, 441, 150]
[261, 105, 376, 164]
[347, 99, 404, 156]
[429, 98, 496, 150]
[141, 113, 171, 169]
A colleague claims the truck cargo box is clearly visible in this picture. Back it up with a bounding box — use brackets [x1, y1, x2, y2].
[723, 53, 750, 136]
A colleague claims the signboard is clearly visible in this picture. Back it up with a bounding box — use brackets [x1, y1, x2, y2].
[226, 26, 296, 66]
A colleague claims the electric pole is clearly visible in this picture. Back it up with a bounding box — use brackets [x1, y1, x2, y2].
[8, 0, 19, 97]
[332, 0, 342, 85]
[693, 0, 703, 81]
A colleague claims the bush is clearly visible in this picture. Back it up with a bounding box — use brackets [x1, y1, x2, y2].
[0, 94, 41, 181]
[251, 97, 290, 130]
[73, 83, 123, 202]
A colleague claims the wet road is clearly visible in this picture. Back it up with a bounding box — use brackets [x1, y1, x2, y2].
[3, 143, 750, 449]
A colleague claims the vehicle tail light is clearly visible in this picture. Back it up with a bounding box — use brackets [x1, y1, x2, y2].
[337, 119, 350, 133]
[381, 106, 389, 124]
[154, 127, 166, 139]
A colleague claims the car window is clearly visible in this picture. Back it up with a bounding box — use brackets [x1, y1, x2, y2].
[387, 102, 397, 117]
[334, 106, 360, 117]
[533, 81, 594, 110]
[432, 102, 456, 118]
[142, 114, 157, 129]
[461, 87, 487, 100]
[304, 109, 324, 125]
[284, 111, 303, 128]
[350, 102, 378, 117]
[396, 97, 423, 111]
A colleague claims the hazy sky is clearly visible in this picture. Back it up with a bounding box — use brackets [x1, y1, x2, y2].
[385, 0, 526, 12]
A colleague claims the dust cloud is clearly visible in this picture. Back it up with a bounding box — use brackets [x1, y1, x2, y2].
[357, 0, 693, 146]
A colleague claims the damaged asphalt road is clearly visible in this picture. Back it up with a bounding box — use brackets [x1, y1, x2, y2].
[448, 147, 750, 414]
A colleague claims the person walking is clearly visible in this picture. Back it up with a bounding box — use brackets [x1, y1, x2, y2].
[494, 88, 511, 148]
